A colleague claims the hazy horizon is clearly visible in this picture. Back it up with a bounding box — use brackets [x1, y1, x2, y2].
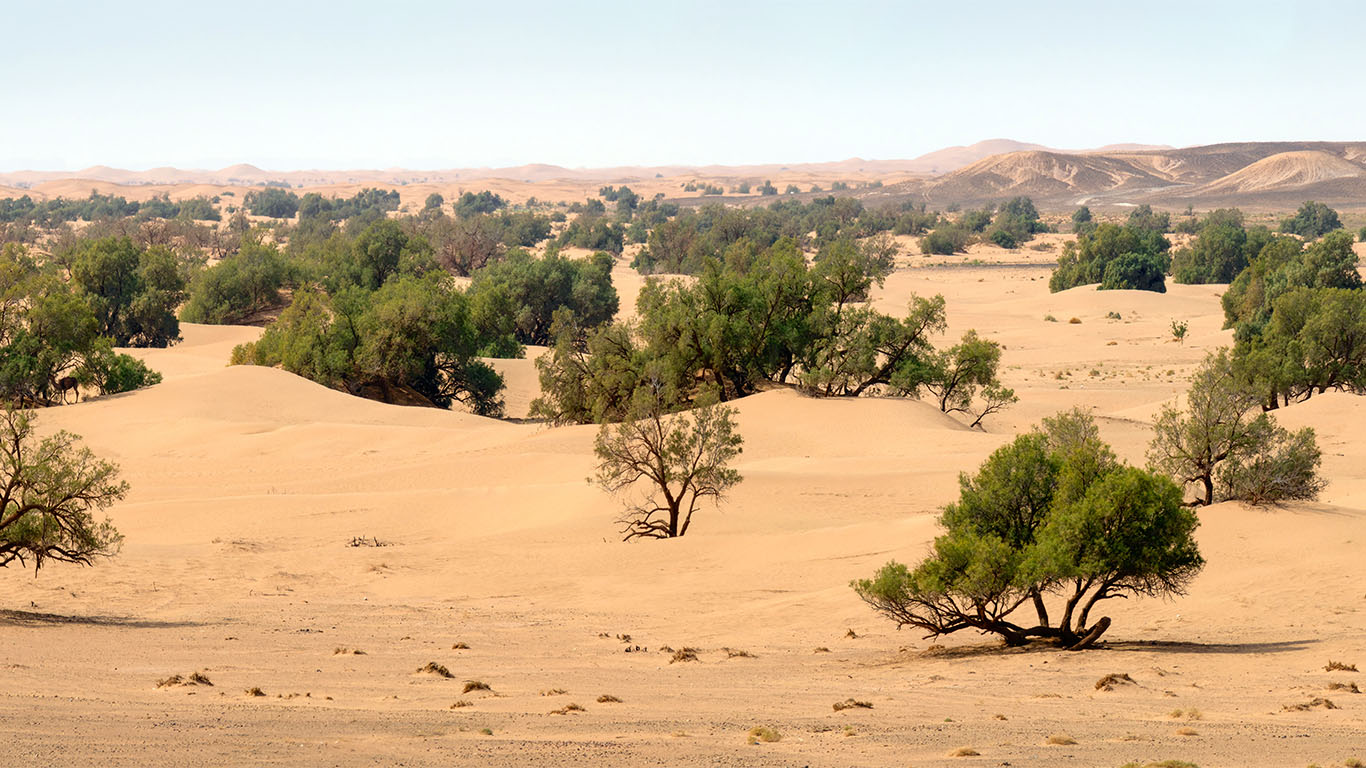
[5, 0, 1364, 172]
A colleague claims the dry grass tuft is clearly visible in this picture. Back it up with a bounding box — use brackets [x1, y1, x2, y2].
[449, 700, 472, 708]
[1168, 708, 1202, 720]
[550, 702, 585, 715]
[670, 648, 699, 664]
[1326, 661, 1359, 672]
[333, 647, 365, 655]
[723, 647, 755, 658]
[245, 686, 266, 697]
[478, 727, 493, 735]
[462, 680, 491, 694]
[417, 662, 453, 678]
[451, 642, 470, 650]
[993, 713, 1008, 721]
[813, 646, 831, 653]
[1068, 317, 1082, 324]
[948, 746, 980, 757]
[157, 671, 214, 688]
[844, 628, 859, 639]
[540, 688, 568, 696]
[1175, 727, 1199, 736]
[596, 694, 622, 703]
[832, 698, 873, 712]
[1046, 733, 1078, 745]
[1283, 697, 1339, 712]
[747, 726, 781, 744]
[1327, 682, 1360, 693]
[1095, 672, 1136, 691]
[843, 725, 858, 737]
[1343, 759, 1363, 768]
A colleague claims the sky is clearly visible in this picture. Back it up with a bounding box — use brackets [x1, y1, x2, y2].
[3, 0, 1364, 171]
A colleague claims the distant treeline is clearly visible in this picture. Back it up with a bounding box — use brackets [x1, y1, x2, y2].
[0, 191, 221, 225]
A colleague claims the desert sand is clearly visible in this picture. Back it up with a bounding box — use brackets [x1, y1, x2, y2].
[3, 246, 1365, 767]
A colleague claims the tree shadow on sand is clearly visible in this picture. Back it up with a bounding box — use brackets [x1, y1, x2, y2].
[0, 608, 206, 629]
[878, 636, 1318, 663]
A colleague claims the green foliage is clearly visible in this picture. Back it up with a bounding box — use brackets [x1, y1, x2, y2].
[1100, 252, 1167, 292]
[423, 193, 445, 212]
[758, 180, 778, 196]
[180, 241, 291, 324]
[0, 410, 126, 571]
[83, 344, 163, 394]
[69, 237, 185, 347]
[1170, 209, 1268, 284]
[244, 187, 300, 218]
[1233, 286, 1366, 408]
[1280, 200, 1342, 239]
[1050, 223, 1170, 292]
[1170, 319, 1189, 344]
[919, 226, 970, 255]
[592, 388, 743, 539]
[1148, 350, 1323, 505]
[920, 330, 1018, 428]
[990, 196, 1047, 246]
[1071, 206, 1096, 236]
[454, 191, 507, 218]
[1222, 230, 1361, 338]
[1126, 204, 1171, 234]
[233, 278, 508, 416]
[854, 409, 1202, 647]
[468, 250, 617, 346]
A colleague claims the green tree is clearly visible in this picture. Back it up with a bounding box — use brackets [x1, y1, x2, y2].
[592, 389, 743, 540]
[1050, 223, 1169, 292]
[1148, 349, 1323, 505]
[0, 409, 126, 571]
[920, 330, 1018, 428]
[1280, 200, 1342, 239]
[180, 241, 291, 324]
[243, 188, 300, 218]
[468, 250, 618, 346]
[70, 237, 184, 347]
[854, 410, 1202, 648]
[1100, 252, 1166, 292]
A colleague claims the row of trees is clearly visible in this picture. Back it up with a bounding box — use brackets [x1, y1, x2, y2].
[920, 197, 1049, 254]
[0, 191, 220, 226]
[533, 237, 1014, 428]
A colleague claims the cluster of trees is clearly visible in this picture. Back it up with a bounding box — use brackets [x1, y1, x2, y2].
[919, 197, 1047, 254]
[1, 243, 164, 406]
[1280, 200, 1342, 239]
[533, 237, 1014, 428]
[1049, 222, 1171, 292]
[1217, 229, 1365, 408]
[223, 216, 623, 416]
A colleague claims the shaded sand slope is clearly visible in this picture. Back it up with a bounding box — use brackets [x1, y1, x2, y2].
[3, 274, 1366, 766]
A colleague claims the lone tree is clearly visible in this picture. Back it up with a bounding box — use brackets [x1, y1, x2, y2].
[1148, 350, 1323, 506]
[1, 410, 126, 571]
[592, 388, 743, 540]
[853, 409, 1203, 649]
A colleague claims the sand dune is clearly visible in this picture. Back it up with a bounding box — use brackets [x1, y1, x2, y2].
[1198, 150, 1366, 194]
[3, 259, 1364, 766]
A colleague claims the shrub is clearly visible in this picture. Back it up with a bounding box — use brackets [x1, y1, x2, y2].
[920, 226, 971, 255]
[1100, 252, 1166, 292]
[1051, 223, 1169, 292]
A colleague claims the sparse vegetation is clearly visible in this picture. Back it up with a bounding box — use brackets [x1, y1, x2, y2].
[747, 726, 781, 743]
[1171, 320, 1188, 344]
[462, 680, 491, 693]
[832, 698, 873, 711]
[417, 662, 454, 678]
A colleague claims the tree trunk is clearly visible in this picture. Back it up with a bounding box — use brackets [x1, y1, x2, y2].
[1030, 589, 1050, 628]
[1201, 474, 1214, 506]
[1066, 616, 1111, 650]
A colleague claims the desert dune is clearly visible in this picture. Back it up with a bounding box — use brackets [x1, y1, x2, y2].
[3, 250, 1364, 767]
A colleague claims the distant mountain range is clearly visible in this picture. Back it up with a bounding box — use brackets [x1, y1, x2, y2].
[872, 141, 1366, 210]
[5, 140, 1366, 210]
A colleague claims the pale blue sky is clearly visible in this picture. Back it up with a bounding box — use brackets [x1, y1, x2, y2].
[3, 0, 1362, 171]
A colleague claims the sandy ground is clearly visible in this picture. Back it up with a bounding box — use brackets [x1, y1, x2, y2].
[3, 247, 1365, 767]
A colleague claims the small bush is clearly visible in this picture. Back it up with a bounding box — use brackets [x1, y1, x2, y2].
[417, 662, 453, 678]
[747, 726, 781, 743]
[450, 700, 472, 708]
[948, 747, 980, 757]
[833, 698, 873, 711]
[1046, 733, 1077, 745]
[1326, 661, 1358, 672]
[597, 694, 622, 703]
[1068, 316, 1082, 324]
[1044, 314, 1058, 322]
[670, 648, 699, 663]
[463, 680, 491, 693]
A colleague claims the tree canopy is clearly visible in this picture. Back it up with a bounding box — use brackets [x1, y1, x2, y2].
[854, 409, 1203, 648]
